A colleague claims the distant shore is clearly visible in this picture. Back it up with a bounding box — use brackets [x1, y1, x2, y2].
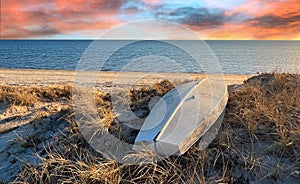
[0, 69, 253, 87]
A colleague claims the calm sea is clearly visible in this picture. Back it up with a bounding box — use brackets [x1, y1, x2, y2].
[0, 40, 299, 74]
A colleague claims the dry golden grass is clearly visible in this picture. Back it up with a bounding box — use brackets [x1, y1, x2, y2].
[128, 80, 175, 118]
[2, 73, 298, 183]
[0, 84, 72, 105]
[226, 73, 300, 150]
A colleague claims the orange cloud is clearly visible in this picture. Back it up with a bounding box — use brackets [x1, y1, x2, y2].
[1, 0, 122, 39]
[204, 0, 300, 39]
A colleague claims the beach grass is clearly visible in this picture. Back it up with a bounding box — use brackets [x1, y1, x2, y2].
[0, 84, 73, 105]
[0, 73, 299, 183]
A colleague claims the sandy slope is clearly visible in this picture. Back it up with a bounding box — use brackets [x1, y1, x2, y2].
[0, 69, 253, 182]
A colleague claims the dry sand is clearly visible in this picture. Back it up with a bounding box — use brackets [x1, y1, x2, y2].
[0, 69, 253, 87]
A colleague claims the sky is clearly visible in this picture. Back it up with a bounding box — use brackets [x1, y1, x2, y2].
[1, 0, 300, 40]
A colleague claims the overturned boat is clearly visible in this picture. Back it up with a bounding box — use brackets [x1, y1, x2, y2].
[133, 78, 228, 156]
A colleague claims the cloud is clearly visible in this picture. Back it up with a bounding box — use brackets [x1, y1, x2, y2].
[120, 0, 151, 16]
[201, 0, 300, 39]
[249, 14, 300, 28]
[1, 0, 123, 39]
[155, 7, 231, 28]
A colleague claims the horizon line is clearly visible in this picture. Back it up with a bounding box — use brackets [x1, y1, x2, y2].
[1, 39, 299, 41]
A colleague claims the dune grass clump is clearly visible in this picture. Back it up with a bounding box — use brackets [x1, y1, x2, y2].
[226, 73, 300, 151]
[208, 73, 300, 183]
[129, 80, 175, 117]
[0, 84, 73, 105]
[10, 73, 300, 183]
[0, 86, 40, 105]
[15, 131, 121, 183]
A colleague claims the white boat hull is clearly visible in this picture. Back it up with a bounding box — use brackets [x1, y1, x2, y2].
[134, 78, 228, 155]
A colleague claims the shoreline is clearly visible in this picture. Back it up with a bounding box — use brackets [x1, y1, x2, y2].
[0, 68, 253, 86]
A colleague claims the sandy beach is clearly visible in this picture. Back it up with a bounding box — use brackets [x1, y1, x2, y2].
[0, 69, 299, 183]
[0, 68, 252, 87]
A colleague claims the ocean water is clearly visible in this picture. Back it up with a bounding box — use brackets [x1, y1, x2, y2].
[0, 40, 299, 74]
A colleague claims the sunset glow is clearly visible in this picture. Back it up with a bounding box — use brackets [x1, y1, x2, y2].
[1, 0, 299, 40]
